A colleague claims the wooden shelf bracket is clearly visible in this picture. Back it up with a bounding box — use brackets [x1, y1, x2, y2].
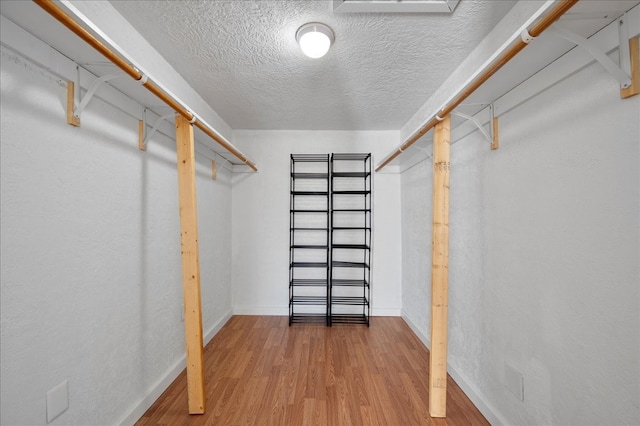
[619, 14, 639, 99]
[492, 115, 499, 151]
[66, 81, 80, 127]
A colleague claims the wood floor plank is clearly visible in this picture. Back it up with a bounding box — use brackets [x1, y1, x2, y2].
[136, 316, 489, 425]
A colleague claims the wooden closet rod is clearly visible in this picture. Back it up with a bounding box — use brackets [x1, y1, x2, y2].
[33, 0, 258, 172]
[375, 0, 579, 172]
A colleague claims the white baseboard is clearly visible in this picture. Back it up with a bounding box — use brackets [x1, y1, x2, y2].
[401, 310, 431, 347]
[232, 307, 401, 316]
[117, 310, 233, 426]
[233, 307, 289, 315]
[204, 311, 233, 344]
[371, 307, 402, 316]
[400, 310, 507, 426]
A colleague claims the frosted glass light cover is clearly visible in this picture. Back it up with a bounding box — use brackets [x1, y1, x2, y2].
[299, 31, 331, 58]
[296, 23, 334, 59]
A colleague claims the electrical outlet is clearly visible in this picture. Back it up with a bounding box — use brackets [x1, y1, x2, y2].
[504, 363, 524, 401]
[46, 380, 69, 423]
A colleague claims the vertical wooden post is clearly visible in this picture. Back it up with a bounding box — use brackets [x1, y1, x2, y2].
[429, 114, 450, 418]
[175, 114, 206, 414]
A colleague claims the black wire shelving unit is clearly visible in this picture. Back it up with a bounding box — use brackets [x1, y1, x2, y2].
[289, 154, 330, 325]
[330, 153, 372, 326]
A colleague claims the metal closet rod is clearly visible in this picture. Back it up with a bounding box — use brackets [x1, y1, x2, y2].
[33, 0, 258, 172]
[375, 0, 579, 172]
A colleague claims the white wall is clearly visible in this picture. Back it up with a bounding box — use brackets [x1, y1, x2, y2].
[231, 130, 402, 316]
[0, 46, 233, 425]
[401, 55, 640, 424]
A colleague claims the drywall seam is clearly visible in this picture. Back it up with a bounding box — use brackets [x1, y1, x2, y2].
[401, 311, 508, 426]
[116, 310, 232, 426]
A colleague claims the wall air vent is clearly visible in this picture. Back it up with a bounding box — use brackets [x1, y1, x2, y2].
[333, 0, 460, 14]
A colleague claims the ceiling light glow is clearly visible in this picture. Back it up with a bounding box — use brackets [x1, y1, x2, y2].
[296, 23, 334, 59]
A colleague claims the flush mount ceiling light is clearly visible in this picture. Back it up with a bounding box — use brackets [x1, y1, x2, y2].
[296, 22, 334, 59]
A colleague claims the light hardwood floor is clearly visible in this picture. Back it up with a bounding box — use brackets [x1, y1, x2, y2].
[136, 316, 489, 425]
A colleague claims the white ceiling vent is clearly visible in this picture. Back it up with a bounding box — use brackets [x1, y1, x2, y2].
[333, 0, 460, 14]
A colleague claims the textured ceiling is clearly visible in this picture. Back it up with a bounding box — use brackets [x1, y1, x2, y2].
[109, 0, 517, 130]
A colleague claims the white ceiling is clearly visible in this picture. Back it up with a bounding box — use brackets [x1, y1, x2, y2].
[1, 0, 638, 138]
[108, 0, 517, 130]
